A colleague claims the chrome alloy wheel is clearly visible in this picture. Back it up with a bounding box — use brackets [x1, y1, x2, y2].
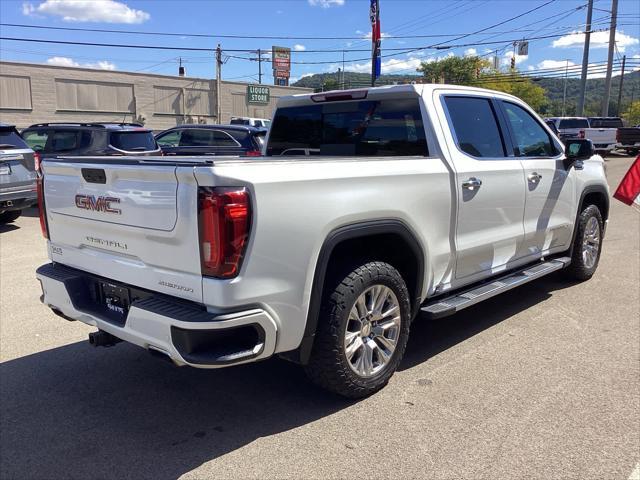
[343, 285, 401, 378]
[582, 216, 601, 269]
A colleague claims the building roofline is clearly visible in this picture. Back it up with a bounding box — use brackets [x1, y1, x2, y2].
[0, 60, 312, 90]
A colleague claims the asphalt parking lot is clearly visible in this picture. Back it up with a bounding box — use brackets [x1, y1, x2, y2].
[1, 155, 638, 480]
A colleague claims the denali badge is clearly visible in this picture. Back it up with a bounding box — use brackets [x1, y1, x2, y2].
[75, 194, 121, 214]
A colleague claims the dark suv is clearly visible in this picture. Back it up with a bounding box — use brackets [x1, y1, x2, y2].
[21, 123, 160, 159]
[0, 124, 37, 224]
[155, 125, 266, 157]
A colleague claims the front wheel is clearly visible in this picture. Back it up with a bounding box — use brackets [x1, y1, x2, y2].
[305, 261, 411, 398]
[564, 204, 604, 281]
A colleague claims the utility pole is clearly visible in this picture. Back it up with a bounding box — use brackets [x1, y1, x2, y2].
[601, 0, 618, 116]
[342, 50, 345, 90]
[216, 44, 222, 123]
[562, 59, 570, 116]
[258, 49, 262, 84]
[577, 0, 593, 116]
[616, 54, 626, 116]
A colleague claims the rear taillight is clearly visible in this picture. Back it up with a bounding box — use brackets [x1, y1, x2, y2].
[244, 150, 261, 157]
[36, 165, 49, 239]
[616, 129, 620, 142]
[34, 152, 41, 173]
[198, 187, 251, 278]
[579, 130, 585, 139]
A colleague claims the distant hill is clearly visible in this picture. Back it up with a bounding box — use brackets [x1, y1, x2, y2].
[293, 70, 640, 116]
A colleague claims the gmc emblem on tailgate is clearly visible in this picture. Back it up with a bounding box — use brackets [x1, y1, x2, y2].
[75, 194, 122, 214]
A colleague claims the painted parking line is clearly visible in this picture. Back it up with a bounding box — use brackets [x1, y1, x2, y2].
[629, 463, 640, 480]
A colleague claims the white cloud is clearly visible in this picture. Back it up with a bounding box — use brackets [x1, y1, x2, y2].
[464, 48, 477, 57]
[23, 0, 150, 23]
[537, 59, 576, 70]
[46, 56, 116, 70]
[553, 30, 639, 52]
[293, 44, 306, 51]
[308, 0, 344, 7]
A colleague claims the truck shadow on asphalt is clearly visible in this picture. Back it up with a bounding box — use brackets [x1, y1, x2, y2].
[0, 273, 575, 480]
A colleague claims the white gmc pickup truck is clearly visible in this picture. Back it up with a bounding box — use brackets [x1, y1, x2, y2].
[36, 85, 609, 398]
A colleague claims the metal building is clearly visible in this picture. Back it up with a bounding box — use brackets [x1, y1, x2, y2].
[0, 61, 312, 130]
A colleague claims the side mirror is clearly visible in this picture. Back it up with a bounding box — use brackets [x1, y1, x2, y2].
[563, 138, 593, 168]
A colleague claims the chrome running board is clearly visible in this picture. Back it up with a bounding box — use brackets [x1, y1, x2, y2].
[421, 257, 571, 319]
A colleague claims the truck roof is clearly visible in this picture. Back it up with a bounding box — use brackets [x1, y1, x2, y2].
[276, 83, 524, 108]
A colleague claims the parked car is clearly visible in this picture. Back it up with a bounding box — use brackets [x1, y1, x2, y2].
[230, 116, 271, 128]
[36, 85, 609, 398]
[155, 125, 266, 156]
[21, 123, 160, 159]
[545, 117, 590, 140]
[616, 126, 640, 155]
[0, 124, 37, 224]
[581, 117, 624, 154]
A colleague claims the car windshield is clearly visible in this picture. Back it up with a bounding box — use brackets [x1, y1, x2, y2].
[230, 118, 250, 125]
[0, 128, 28, 149]
[558, 119, 589, 129]
[110, 131, 157, 151]
[267, 98, 428, 157]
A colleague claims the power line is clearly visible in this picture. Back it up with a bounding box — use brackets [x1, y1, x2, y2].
[0, 28, 615, 65]
[0, 21, 586, 41]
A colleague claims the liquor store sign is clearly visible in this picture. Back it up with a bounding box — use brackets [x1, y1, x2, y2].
[247, 85, 270, 105]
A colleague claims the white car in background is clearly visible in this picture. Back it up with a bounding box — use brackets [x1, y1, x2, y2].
[230, 116, 271, 128]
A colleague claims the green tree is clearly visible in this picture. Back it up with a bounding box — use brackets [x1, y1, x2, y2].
[481, 74, 548, 111]
[417, 55, 548, 111]
[623, 100, 640, 125]
[417, 56, 489, 85]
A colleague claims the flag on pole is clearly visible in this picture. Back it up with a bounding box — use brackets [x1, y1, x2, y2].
[614, 154, 640, 208]
[370, 0, 381, 85]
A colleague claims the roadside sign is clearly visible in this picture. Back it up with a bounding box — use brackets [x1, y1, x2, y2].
[274, 69, 289, 78]
[272, 46, 291, 72]
[247, 85, 270, 104]
[517, 41, 529, 56]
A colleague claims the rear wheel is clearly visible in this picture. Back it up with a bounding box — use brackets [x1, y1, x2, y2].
[564, 204, 603, 281]
[305, 261, 411, 398]
[0, 210, 21, 224]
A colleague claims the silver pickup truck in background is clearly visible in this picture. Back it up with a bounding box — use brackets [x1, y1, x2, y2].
[36, 85, 609, 398]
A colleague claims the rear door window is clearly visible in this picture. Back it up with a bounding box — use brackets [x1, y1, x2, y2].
[22, 130, 49, 152]
[110, 131, 157, 151]
[267, 98, 428, 156]
[444, 96, 505, 158]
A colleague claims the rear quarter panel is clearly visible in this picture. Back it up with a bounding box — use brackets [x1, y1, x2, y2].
[194, 157, 455, 352]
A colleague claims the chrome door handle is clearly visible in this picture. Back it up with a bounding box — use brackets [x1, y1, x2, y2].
[527, 172, 542, 184]
[462, 177, 482, 190]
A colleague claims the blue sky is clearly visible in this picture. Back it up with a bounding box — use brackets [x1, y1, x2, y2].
[0, 0, 638, 82]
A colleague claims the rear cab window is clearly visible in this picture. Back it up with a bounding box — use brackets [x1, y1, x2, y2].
[110, 130, 157, 151]
[267, 98, 428, 156]
[588, 118, 624, 128]
[558, 119, 589, 129]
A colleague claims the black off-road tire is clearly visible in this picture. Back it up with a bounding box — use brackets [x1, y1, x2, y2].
[564, 204, 604, 281]
[0, 210, 21, 224]
[304, 261, 411, 399]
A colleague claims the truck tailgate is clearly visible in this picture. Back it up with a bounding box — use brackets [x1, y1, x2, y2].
[42, 159, 204, 303]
